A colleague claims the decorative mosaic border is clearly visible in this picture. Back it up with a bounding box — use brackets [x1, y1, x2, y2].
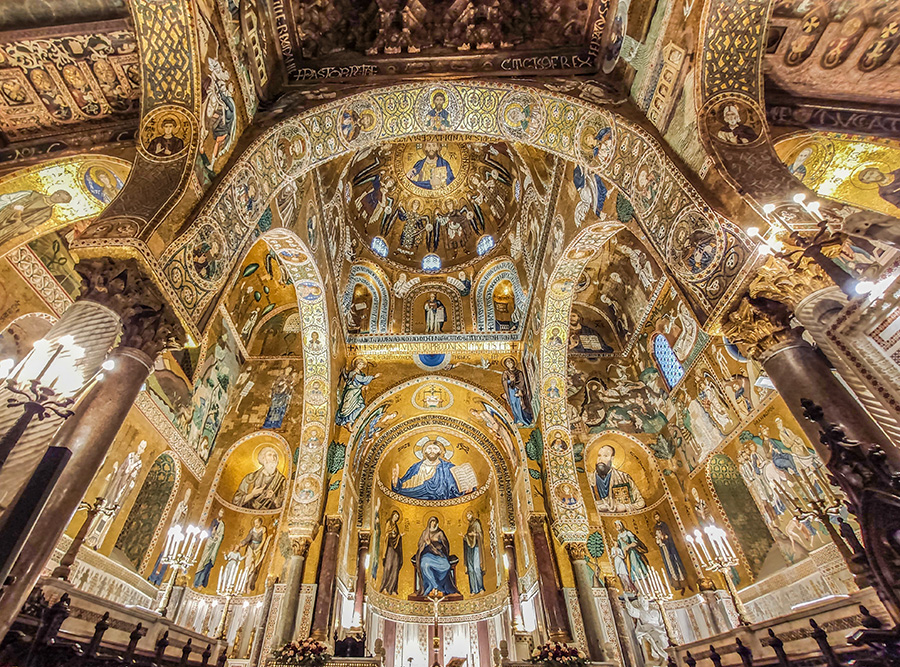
[368, 585, 508, 622]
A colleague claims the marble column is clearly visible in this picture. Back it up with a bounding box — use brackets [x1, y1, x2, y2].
[604, 576, 637, 667]
[723, 295, 898, 467]
[249, 575, 277, 665]
[699, 578, 726, 635]
[310, 517, 342, 641]
[503, 533, 525, 632]
[566, 543, 606, 661]
[275, 537, 310, 646]
[0, 257, 184, 638]
[352, 532, 370, 629]
[527, 515, 571, 643]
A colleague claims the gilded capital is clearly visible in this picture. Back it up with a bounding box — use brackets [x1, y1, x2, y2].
[291, 537, 311, 558]
[748, 254, 832, 309]
[721, 294, 805, 361]
[502, 533, 516, 550]
[527, 514, 547, 532]
[565, 542, 589, 561]
[358, 532, 371, 550]
[324, 516, 343, 534]
[76, 257, 185, 357]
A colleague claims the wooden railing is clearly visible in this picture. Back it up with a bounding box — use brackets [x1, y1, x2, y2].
[667, 587, 896, 667]
[1, 583, 227, 667]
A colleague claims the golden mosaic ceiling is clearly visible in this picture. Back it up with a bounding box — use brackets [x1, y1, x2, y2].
[344, 139, 520, 272]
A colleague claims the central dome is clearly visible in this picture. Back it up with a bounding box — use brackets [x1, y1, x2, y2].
[346, 139, 520, 272]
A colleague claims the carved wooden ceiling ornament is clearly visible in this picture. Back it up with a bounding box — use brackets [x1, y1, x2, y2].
[274, 0, 612, 81]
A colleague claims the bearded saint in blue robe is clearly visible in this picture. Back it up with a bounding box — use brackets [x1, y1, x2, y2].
[393, 440, 462, 501]
[406, 142, 455, 190]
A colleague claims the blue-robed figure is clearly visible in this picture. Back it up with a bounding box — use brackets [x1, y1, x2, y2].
[406, 142, 454, 190]
[335, 358, 379, 427]
[392, 440, 461, 501]
[413, 516, 459, 597]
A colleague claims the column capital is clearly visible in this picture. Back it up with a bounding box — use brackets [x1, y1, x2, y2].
[604, 575, 622, 592]
[324, 516, 343, 534]
[527, 514, 547, 531]
[721, 294, 806, 361]
[502, 533, 516, 550]
[565, 542, 589, 562]
[76, 257, 186, 358]
[358, 532, 371, 550]
[291, 537, 311, 558]
[749, 254, 833, 309]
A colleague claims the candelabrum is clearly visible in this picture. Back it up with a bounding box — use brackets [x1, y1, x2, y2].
[634, 566, 678, 646]
[751, 193, 866, 298]
[773, 465, 865, 583]
[216, 561, 249, 640]
[156, 524, 208, 618]
[0, 336, 91, 471]
[686, 525, 752, 626]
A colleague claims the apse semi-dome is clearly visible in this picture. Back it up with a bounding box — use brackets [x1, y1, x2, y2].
[345, 139, 520, 272]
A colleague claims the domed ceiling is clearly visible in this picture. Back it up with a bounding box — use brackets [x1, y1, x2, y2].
[345, 140, 520, 272]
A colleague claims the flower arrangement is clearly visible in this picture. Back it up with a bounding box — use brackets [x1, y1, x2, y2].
[271, 638, 331, 666]
[528, 641, 587, 667]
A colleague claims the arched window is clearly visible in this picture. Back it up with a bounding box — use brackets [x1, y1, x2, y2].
[371, 236, 388, 258]
[422, 253, 441, 272]
[477, 235, 495, 256]
[653, 334, 684, 388]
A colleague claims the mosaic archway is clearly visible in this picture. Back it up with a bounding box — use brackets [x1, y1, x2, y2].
[72, 80, 753, 336]
[340, 374, 532, 522]
[401, 283, 463, 334]
[540, 221, 625, 541]
[473, 258, 527, 332]
[697, 0, 898, 233]
[255, 228, 331, 538]
[342, 262, 391, 334]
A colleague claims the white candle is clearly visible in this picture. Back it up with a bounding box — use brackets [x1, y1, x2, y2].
[694, 530, 711, 563]
[163, 529, 174, 558]
[720, 531, 737, 559]
[636, 578, 647, 598]
[652, 569, 664, 597]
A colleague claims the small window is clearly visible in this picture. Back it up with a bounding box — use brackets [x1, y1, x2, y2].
[422, 253, 441, 272]
[653, 334, 684, 388]
[476, 235, 495, 256]
[371, 236, 388, 258]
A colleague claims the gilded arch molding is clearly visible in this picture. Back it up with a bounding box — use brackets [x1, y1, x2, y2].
[697, 0, 897, 232]
[473, 258, 527, 332]
[253, 228, 332, 538]
[540, 221, 624, 541]
[342, 262, 392, 334]
[79, 0, 203, 240]
[74, 80, 753, 338]
[339, 374, 532, 525]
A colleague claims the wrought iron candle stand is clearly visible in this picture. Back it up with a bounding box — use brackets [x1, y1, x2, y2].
[686, 525, 753, 626]
[156, 524, 208, 618]
[634, 565, 679, 646]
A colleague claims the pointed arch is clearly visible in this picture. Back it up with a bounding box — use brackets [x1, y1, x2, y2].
[401, 283, 463, 334]
[106, 80, 753, 337]
[254, 228, 332, 538]
[473, 258, 527, 332]
[539, 221, 625, 542]
[342, 262, 391, 334]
